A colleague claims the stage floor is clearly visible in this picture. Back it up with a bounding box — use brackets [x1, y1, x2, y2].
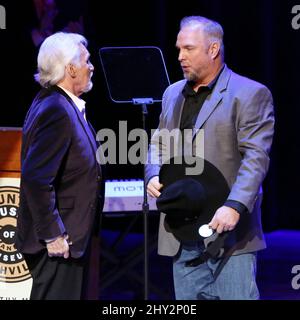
[257, 230, 300, 300]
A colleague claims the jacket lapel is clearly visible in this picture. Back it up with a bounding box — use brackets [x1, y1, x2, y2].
[52, 86, 98, 153]
[193, 92, 223, 133]
[172, 90, 185, 129]
[193, 65, 232, 138]
[70, 101, 98, 153]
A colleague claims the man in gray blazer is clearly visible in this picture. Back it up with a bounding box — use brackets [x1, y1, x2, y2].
[146, 16, 274, 300]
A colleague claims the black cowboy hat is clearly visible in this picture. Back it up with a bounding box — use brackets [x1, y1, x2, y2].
[156, 156, 230, 243]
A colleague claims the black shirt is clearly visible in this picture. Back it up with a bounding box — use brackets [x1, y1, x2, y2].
[179, 66, 247, 216]
[180, 68, 222, 130]
[180, 84, 212, 130]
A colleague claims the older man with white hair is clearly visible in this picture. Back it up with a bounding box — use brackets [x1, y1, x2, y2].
[16, 32, 104, 300]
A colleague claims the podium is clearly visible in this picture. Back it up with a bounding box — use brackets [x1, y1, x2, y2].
[0, 127, 22, 178]
[0, 127, 100, 299]
[0, 127, 33, 299]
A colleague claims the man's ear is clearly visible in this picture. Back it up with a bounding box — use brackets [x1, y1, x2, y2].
[66, 63, 77, 78]
[209, 42, 220, 60]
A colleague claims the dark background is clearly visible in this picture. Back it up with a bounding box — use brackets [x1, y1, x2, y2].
[0, 0, 299, 232]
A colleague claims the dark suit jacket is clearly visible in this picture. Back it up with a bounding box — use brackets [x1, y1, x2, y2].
[16, 86, 104, 258]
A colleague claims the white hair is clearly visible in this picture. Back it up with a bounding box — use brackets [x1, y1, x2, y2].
[34, 32, 88, 88]
[180, 16, 224, 60]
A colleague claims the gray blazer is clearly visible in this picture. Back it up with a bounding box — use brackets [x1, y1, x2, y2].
[146, 65, 275, 257]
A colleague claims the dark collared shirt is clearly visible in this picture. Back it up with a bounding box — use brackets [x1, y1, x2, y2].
[180, 84, 212, 130]
[180, 66, 247, 215]
[180, 67, 223, 130]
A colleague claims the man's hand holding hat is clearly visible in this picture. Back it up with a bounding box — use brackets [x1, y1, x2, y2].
[147, 176, 163, 198]
[209, 206, 240, 234]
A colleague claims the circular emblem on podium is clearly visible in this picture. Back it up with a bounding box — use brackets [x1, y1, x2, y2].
[0, 186, 31, 283]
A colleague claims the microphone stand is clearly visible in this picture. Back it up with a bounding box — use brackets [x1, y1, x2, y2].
[133, 98, 153, 300]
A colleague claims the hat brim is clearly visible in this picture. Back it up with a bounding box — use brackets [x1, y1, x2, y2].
[158, 156, 229, 242]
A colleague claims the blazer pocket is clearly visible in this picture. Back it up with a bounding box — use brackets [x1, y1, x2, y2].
[57, 197, 75, 210]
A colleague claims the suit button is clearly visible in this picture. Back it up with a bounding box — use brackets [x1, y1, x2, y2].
[97, 175, 101, 182]
[90, 204, 95, 209]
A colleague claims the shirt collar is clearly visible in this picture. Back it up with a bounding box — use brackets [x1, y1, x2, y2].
[57, 85, 86, 113]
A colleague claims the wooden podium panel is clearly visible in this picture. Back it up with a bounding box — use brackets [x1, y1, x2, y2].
[0, 127, 33, 299]
[0, 127, 22, 178]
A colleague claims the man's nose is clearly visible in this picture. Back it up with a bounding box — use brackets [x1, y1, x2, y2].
[178, 50, 184, 61]
[89, 62, 94, 71]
